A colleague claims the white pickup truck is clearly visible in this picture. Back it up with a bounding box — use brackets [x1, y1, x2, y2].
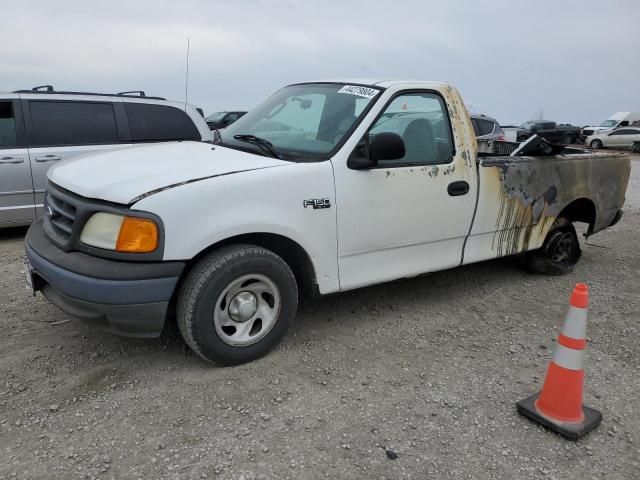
[24, 80, 631, 365]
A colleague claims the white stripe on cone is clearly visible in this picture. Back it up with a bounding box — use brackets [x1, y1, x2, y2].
[552, 343, 585, 371]
[561, 306, 587, 340]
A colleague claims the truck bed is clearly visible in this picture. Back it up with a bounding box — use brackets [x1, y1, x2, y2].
[462, 146, 631, 263]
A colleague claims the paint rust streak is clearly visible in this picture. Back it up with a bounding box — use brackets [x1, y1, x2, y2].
[492, 183, 556, 257]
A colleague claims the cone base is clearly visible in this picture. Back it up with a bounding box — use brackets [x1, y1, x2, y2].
[516, 393, 602, 440]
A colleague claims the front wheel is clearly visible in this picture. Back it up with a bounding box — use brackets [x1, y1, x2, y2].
[632, 142, 640, 154]
[524, 218, 581, 275]
[177, 245, 298, 365]
[590, 139, 603, 149]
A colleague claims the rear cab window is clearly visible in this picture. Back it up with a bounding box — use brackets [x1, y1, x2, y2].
[125, 103, 201, 142]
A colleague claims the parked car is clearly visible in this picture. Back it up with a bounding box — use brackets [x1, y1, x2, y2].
[24, 80, 630, 365]
[470, 114, 505, 141]
[0, 85, 212, 227]
[586, 127, 640, 150]
[206, 111, 247, 130]
[581, 112, 640, 140]
[516, 120, 581, 144]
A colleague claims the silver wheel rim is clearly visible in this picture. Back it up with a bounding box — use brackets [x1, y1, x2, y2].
[213, 273, 281, 347]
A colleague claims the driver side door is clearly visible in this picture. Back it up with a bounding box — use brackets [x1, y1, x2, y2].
[333, 90, 477, 291]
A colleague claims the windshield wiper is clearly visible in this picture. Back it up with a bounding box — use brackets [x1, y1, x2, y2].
[233, 134, 284, 159]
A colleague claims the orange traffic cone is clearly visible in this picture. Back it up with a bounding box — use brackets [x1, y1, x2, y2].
[516, 283, 602, 439]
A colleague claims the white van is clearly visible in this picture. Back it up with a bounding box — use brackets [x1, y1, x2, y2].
[581, 112, 640, 139]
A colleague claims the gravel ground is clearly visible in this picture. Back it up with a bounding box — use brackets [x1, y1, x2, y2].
[1, 159, 639, 480]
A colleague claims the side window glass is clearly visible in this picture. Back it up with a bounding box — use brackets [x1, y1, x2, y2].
[477, 119, 495, 136]
[0, 101, 17, 148]
[369, 92, 454, 166]
[125, 103, 201, 142]
[30, 101, 119, 147]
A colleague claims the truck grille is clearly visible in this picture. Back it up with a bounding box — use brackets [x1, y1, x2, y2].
[45, 192, 77, 242]
[42, 182, 86, 250]
[582, 129, 594, 136]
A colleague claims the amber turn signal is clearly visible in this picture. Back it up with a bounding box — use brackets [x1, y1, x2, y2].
[115, 217, 159, 253]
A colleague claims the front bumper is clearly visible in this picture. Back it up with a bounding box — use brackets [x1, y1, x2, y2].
[25, 220, 185, 338]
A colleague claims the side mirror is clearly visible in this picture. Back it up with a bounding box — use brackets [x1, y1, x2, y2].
[369, 132, 405, 162]
[347, 132, 405, 170]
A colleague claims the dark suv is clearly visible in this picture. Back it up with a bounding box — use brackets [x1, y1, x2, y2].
[516, 121, 581, 144]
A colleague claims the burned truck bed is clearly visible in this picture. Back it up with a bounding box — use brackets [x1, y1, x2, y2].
[465, 138, 631, 261]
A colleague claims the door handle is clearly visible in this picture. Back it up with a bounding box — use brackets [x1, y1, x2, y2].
[0, 156, 25, 164]
[35, 155, 62, 162]
[447, 180, 470, 196]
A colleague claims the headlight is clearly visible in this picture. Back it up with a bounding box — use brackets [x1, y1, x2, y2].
[80, 212, 159, 253]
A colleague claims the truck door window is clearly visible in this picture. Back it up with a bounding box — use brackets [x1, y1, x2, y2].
[369, 92, 454, 166]
[29, 101, 119, 147]
[0, 102, 17, 148]
[125, 103, 201, 142]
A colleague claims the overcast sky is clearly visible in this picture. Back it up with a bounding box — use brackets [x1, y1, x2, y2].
[2, 0, 639, 125]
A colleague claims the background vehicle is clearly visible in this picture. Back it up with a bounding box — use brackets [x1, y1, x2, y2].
[586, 127, 640, 150]
[516, 120, 581, 144]
[581, 112, 640, 140]
[0, 85, 212, 227]
[25, 80, 630, 366]
[206, 111, 247, 130]
[470, 114, 505, 141]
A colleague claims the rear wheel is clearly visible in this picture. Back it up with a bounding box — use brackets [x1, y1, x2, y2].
[590, 139, 603, 149]
[177, 245, 298, 365]
[524, 218, 581, 275]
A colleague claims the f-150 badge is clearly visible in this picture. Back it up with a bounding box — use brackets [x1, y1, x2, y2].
[303, 198, 331, 209]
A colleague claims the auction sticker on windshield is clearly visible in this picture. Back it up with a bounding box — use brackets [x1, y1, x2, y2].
[337, 85, 378, 99]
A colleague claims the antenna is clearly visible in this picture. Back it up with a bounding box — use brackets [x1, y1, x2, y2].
[184, 37, 190, 112]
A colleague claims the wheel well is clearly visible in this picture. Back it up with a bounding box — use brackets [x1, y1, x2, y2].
[558, 198, 596, 234]
[184, 233, 318, 298]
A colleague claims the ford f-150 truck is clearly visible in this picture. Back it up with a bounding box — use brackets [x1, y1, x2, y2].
[24, 80, 631, 365]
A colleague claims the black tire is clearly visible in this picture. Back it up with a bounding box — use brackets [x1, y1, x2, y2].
[524, 218, 581, 275]
[563, 133, 574, 145]
[517, 135, 528, 142]
[632, 142, 640, 154]
[590, 139, 603, 149]
[177, 244, 298, 365]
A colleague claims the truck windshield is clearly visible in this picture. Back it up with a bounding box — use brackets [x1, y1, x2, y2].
[599, 120, 618, 127]
[219, 83, 381, 161]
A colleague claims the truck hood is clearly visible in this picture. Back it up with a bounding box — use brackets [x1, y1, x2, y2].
[47, 141, 287, 205]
